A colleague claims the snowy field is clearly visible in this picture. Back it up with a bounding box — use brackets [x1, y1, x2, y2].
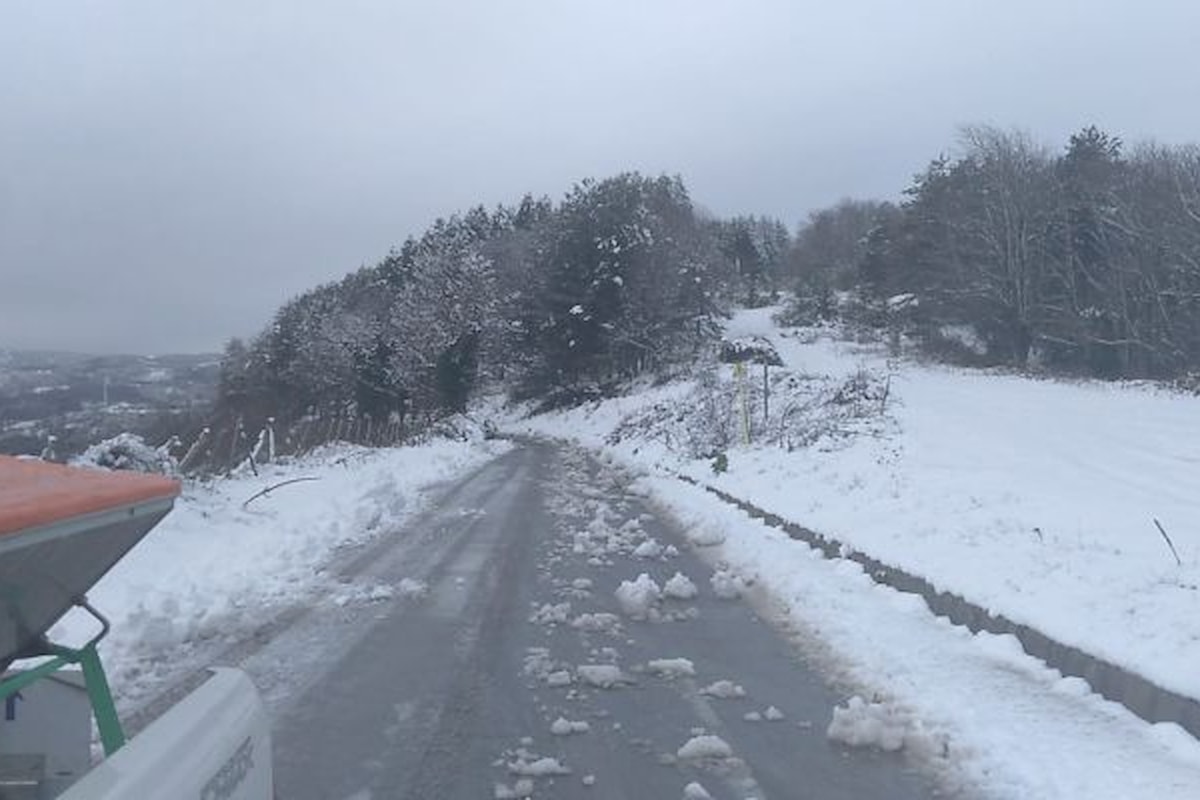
[514, 306, 1200, 797]
[45, 436, 508, 707]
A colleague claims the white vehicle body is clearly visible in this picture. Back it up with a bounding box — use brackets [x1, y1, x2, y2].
[60, 669, 272, 800]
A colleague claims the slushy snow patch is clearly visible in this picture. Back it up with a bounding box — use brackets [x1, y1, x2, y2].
[677, 735, 733, 761]
[683, 782, 714, 799]
[615, 573, 661, 619]
[550, 717, 591, 736]
[663, 572, 698, 599]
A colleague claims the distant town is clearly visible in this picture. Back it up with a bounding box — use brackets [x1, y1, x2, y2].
[0, 349, 217, 458]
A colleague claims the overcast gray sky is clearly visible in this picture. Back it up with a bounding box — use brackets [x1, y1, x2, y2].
[3, 1, 1199, 354]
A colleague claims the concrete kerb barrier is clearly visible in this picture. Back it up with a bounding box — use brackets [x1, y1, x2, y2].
[679, 475, 1200, 740]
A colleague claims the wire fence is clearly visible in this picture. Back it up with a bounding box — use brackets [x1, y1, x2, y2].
[175, 411, 429, 477]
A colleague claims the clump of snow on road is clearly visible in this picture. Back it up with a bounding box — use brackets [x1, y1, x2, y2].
[550, 717, 591, 736]
[633, 539, 665, 559]
[710, 569, 749, 599]
[577, 664, 628, 688]
[524, 647, 574, 688]
[662, 572, 698, 599]
[507, 754, 571, 777]
[743, 705, 786, 722]
[570, 612, 622, 635]
[683, 782, 714, 799]
[700, 680, 746, 699]
[494, 779, 534, 799]
[826, 696, 918, 752]
[615, 573, 662, 620]
[546, 671, 572, 687]
[646, 658, 695, 678]
[331, 582, 395, 606]
[677, 734, 733, 761]
[530, 602, 571, 625]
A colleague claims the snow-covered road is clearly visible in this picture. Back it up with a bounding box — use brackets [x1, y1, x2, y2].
[258, 442, 941, 800]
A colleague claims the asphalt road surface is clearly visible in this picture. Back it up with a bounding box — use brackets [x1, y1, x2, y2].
[250, 441, 944, 799]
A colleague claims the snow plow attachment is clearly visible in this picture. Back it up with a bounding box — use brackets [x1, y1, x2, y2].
[0, 455, 179, 672]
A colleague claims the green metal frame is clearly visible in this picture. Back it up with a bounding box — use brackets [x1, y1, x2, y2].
[0, 598, 125, 756]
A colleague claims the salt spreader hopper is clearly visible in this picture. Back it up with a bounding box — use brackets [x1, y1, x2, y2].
[0, 456, 273, 799]
[0, 456, 179, 673]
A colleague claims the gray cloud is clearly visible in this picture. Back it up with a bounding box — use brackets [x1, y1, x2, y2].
[3, 0, 1199, 353]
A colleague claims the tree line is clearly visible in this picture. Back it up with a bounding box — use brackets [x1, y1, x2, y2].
[215, 173, 789, 434]
[218, 125, 1200, 442]
[790, 125, 1200, 380]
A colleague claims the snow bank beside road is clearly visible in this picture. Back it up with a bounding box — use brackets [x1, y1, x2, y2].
[645, 475, 1200, 799]
[47, 438, 507, 705]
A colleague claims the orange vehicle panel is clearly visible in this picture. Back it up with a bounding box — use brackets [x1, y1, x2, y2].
[0, 456, 180, 537]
